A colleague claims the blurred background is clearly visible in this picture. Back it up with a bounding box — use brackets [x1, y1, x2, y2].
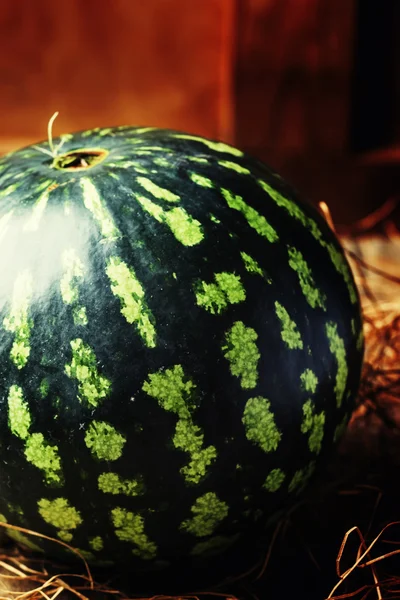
[1, 0, 399, 228]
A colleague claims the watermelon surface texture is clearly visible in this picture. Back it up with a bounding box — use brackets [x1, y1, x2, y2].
[0, 126, 364, 573]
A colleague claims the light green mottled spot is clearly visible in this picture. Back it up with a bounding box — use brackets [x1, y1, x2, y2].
[136, 195, 204, 246]
[187, 157, 209, 164]
[81, 177, 120, 241]
[0, 183, 19, 198]
[288, 462, 316, 494]
[143, 365, 216, 483]
[89, 536, 104, 552]
[98, 472, 144, 496]
[195, 283, 225, 314]
[3, 271, 33, 369]
[221, 188, 278, 243]
[111, 507, 157, 560]
[190, 173, 213, 188]
[173, 134, 243, 157]
[301, 400, 325, 454]
[215, 272, 245, 303]
[73, 306, 88, 326]
[131, 126, 155, 135]
[136, 194, 163, 222]
[223, 321, 260, 389]
[58, 530, 73, 542]
[173, 419, 217, 484]
[258, 179, 314, 229]
[106, 256, 156, 347]
[23, 190, 49, 232]
[136, 176, 179, 202]
[209, 213, 220, 224]
[243, 397, 281, 452]
[60, 249, 85, 305]
[98, 128, 113, 137]
[143, 364, 194, 419]
[25, 433, 63, 485]
[153, 157, 170, 168]
[326, 322, 348, 408]
[219, 160, 250, 175]
[274, 301, 303, 349]
[287, 246, 326, 310]
[195, 272, 245, 314]
[39, 378, 49, 398]
[84, 421, 126, 461]
[181, 493, 228, 537]
[164, 207, 204, 246]
[240, 251, 264, 277]
[8, 385, 31, 440]
[191, 534, 239, 556]
[300, 369, 318, 393]
[263, 468, 285, 492]
[7, 529, 44, 553]
[65, 338, 111, 407]
[38, 498, 82, 532]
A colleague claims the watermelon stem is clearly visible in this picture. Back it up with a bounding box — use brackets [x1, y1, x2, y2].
[33, 111, 63, 159]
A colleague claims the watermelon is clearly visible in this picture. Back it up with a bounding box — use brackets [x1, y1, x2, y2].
[0, 125, 363, 578]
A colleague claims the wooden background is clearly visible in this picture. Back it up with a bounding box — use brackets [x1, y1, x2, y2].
[0, 0, 394, 225]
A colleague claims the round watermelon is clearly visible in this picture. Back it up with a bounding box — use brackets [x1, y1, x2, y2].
[0, 125, 363, 577]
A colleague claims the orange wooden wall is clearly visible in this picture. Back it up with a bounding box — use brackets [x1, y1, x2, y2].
[0, 0, 236, 151]
[1, 0, 385, 224]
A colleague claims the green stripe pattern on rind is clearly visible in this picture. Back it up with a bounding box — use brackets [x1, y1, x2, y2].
[3, 271, 33, 369]
[80, 179, 159, 346]
[220, 188, 279, 243]
[326, 322, 348, 408]
[135, 194, 204, 246]
[287, 246, 326, 310]
[136, 177, 180, 202]
[172, 134, 243, 157]
[81, 178, 121, 242]
[106, 256, 156, 347]
[274, 302, 303, 350]
[258, 179, 357, 304]
[142, 365, 217, 485]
